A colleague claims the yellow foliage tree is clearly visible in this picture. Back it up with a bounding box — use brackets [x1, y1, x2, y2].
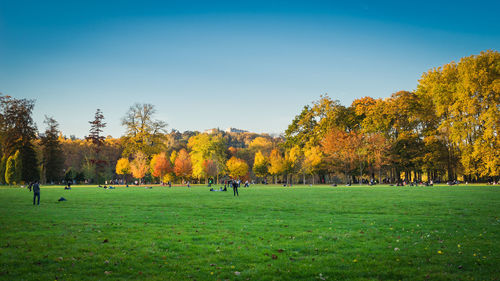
[286, 146, 303, 184]
[268, 149, 285, 184]
[249, 137, 273, 155]
[302, 146, 322, 185]
[116, 158, 130, 174]
[115, 158, 130, 181]
[226, 157, 249, 179]
[130, 151, 148, 184]
[253, 151, 268, 179]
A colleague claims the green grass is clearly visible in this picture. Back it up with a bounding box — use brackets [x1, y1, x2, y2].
[1, 184, 499, 280]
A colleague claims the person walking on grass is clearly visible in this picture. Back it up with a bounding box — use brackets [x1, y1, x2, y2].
[32, 181, 40, 205]
[232, 180, 239, 197]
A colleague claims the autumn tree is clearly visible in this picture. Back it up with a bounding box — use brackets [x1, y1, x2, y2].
[5, 152, 17, 185]
[121, 103, 167, 158]
[0, 95, 39, 183]
[302, 146, 322, 185]
[268, 149, 285, 184]
[248, 137, 273, 155]
[0, 155, 7, 184]
[151, 152, 172, 183]
[417, 50, 499, 181]
[253, 151, 268, 181]
[115, 158, 130, 181]
[226, 157, 249, 179]
[322, 129, 361, 184]
[203, 159, 219, 182]
[174, 149, 192, 183]
[5, 150, 22, 185]
[365, 133, 390, 182]
[170, 150, 178, 165]
[188, 134, 226, 183]
[284, 105, 317, 148]
[286, 146, 303, 185]
[130, 151, 148, 184]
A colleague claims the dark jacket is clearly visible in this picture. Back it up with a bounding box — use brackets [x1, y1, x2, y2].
[32, 183, 40, 193]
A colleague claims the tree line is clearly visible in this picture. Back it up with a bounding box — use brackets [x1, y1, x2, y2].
[0, 50, 498, 185]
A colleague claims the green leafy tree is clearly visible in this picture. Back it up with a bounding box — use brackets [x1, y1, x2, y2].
[0, 155, 7, 184]
[41, 116, 65, 183]
[14, 150, 22, 183]
[85, 109, 107, 184]
[0, 95, 39, 183]
[188, 134, 226, 183]
[5, 151, 21, 185]
[82, 157, 96, 183]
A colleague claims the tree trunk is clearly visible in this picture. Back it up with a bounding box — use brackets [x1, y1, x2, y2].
[360, 162, 363, 185]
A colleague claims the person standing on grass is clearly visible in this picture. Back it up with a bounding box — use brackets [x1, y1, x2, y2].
[32, 181, 40, 205]
[232, 180, 239, 197]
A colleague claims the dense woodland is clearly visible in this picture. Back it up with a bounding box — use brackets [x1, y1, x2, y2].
[0, 50, 498, 185]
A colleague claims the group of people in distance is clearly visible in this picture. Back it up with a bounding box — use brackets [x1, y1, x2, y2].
[210, 186, 227, 192]
[25, 177, 247, 206]
[209, 179, 247, 196]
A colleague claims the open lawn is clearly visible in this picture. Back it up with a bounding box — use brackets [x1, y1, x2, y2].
[0, 184, 499, 280]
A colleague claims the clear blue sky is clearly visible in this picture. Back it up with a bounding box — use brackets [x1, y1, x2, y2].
[1, 0, 499, 138]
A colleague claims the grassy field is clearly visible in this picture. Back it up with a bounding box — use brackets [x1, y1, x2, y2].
[0, 184, 499, 280]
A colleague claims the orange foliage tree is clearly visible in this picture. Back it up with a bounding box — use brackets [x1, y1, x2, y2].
[130, 151, 148, 184]
[203, 159, 218, 182]
[174, 149, 192, 183]
[151, 152, 172, 183]
[322, 128, 364, 184]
